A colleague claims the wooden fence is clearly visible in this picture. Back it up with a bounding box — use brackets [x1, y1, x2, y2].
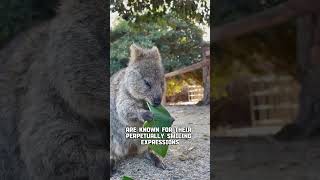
[249, 75, 300, 126]
[188, 85, 204, 102]
[163, 45, 210, 105]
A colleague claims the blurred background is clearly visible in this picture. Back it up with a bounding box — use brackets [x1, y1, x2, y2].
[212, 0, 298, 133]
[0, 0, 59, 48]
[213, 0, 320, 179]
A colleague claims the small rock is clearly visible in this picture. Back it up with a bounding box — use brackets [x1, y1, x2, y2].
[171, 175, 182, 180]
[188, 146, 196, 151]
[178, 154, 188, 161]
[166, 166, 175, 171]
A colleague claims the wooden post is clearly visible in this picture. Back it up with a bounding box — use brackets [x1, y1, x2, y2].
[311, 13, 320, 65]
[295, 15, 315, 129]
[165, 60, 209, 78]
[162, 80, 167, 105]
[202, 46, 210, 105]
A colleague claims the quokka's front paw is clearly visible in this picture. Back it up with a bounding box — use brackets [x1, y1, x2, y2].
[141, 111, 154, 121]
[154, 159, 167, 170]
[144, 151, 167, 170]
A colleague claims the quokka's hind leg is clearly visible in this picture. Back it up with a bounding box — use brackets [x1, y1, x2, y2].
[144, 149, 166, 170]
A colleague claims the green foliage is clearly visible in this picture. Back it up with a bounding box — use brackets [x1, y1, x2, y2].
[111, 1, 208, 97]
[111, 0, 209, 25]
[144, 102, 173, 158]
[0, 0, 59, 47]
[111, 14, 204, 74]
[122, 176, 134, 180]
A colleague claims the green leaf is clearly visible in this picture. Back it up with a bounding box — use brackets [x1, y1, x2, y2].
[122, 176, 134, 180]
[144, 102, 173, 157]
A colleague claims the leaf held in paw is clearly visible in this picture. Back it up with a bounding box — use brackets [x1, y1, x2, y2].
[144, 102, 174, 157]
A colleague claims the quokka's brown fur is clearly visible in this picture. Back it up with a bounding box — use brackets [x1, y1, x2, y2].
[110, 44, 167, 171]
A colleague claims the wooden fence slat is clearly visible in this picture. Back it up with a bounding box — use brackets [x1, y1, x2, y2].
[253, 104, 298, 110]
[249, 75, 300, 126]
[165, 59, 209, 78]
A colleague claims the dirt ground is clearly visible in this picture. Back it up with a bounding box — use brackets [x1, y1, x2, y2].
[111, 105, 210, 180]
[214, 136, 320, 180]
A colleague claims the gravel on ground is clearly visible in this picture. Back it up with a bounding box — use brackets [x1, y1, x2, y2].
[111, 105, 210, 180]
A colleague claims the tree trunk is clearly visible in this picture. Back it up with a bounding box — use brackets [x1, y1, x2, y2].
[201, 45, 210, 105]
[162, 81, 167, 105]
[202, 64, 210, 105]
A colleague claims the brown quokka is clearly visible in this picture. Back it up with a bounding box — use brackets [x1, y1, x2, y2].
[110, 44, 170, 172]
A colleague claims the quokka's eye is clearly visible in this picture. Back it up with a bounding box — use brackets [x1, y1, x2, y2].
[144, 79, 151, 89]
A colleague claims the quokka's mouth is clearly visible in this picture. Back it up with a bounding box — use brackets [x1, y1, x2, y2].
[151, 102, 161, 107]
[152, 97, 162, 106]
[146, 100, 161, 107]
[149, 103, 160, 107]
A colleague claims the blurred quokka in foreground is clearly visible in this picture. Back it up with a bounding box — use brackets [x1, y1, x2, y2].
[110, 44, 169, 172]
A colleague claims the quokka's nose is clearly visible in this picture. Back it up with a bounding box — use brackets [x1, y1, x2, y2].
[153, 97, 162, 106]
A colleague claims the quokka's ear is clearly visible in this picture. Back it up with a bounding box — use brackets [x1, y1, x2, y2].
[129, 44, 161, 65]
[129, 44, 143, 65]
[149, 46, 161, 62]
